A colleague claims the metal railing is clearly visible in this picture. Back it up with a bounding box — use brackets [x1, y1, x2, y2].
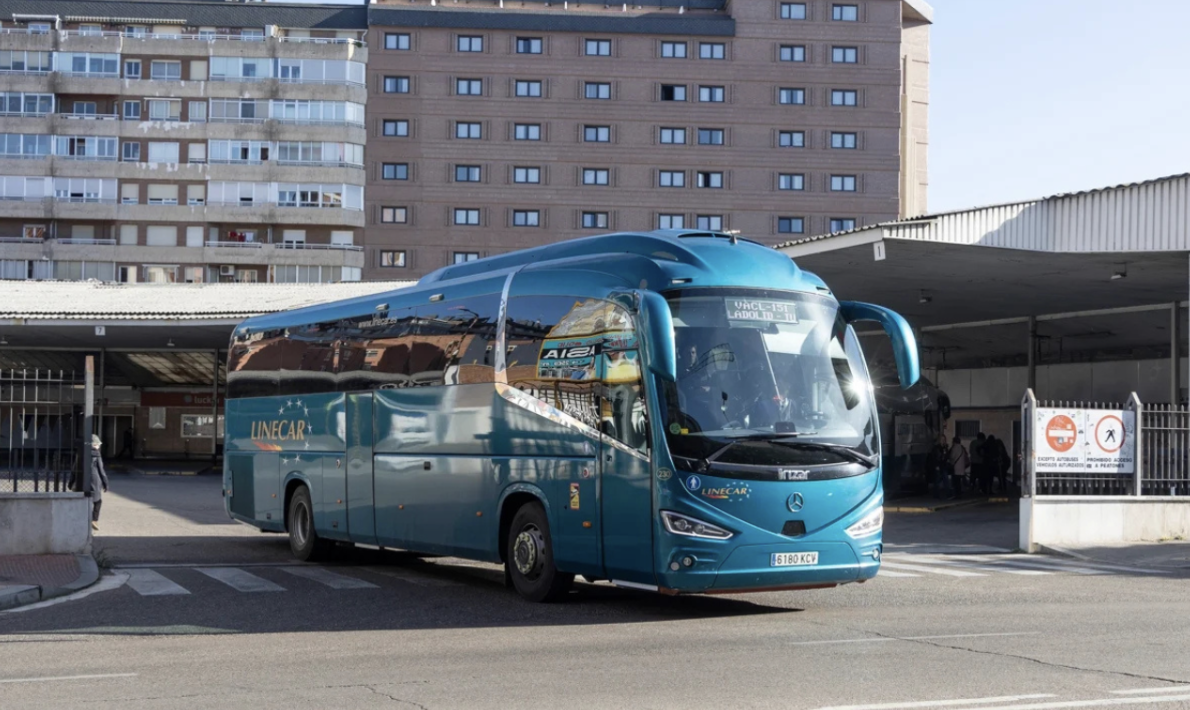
[276, 242, 362, 251]
[56, 238, 116, 245]
[1143, 404, 1189, 495]
[205, 240, 262, 249]
[1, 368, 81, 494]
[278, 36, 365, 47]
[58, 112, 119, 121]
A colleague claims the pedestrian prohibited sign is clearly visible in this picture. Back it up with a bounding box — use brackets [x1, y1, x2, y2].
[1033, 407, 1135, 474]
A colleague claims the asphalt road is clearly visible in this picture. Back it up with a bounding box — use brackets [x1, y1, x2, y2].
[1, 474, 1188, 710]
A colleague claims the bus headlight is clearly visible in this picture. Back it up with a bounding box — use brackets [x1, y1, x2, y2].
[661, 510, 734, 540]
[845, 507, 883, 538]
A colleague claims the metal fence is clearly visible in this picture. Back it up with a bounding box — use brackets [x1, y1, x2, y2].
[1143, 404, 1190, 496]
[0, 368, 81, 493]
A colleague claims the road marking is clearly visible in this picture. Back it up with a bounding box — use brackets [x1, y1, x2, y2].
[124, 569, 190, 596]
[0, 673, 138, 685]
[964, 693, 1190, 709]
[960, 557, 1111, 576]
[3, 572, 129, 614]
[1110, 687, 1190, 695]
[815, 694, 1056, 710]
[878, 561, 986, 577]
[280, 566, 378, 589]
[890, 556, 1051, 576]
[363, 567, 463, 587]
[196, 567, 285, 593]
[790, 632, 1038, 646]
[874, 569, 920, 578]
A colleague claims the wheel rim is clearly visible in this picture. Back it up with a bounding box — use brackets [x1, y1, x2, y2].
[512, 524, 546, 580]
[293, 500, 310, 548]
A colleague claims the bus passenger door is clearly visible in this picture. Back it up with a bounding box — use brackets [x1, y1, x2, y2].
[599, 382, 656, 585]
[345, 392, 377, 545]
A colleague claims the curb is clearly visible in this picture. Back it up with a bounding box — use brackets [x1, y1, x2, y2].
[0, 554, 100, 611]
[886, 498, 988, 514]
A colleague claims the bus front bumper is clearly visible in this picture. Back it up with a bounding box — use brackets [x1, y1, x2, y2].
[656, 540, 881, 594]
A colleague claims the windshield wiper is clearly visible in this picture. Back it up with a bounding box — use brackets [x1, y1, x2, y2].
[697, 434, 877, 471]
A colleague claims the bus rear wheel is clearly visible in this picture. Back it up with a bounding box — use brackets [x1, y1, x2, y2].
[288, 486, 332, 562]
[506, 502, 573, 603]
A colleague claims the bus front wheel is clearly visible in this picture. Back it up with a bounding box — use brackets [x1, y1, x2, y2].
[288, 486, 332, 562]
[506, 502, 573, 603]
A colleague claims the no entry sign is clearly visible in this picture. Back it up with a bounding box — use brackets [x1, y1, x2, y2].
[1033, 407, 1135, 474]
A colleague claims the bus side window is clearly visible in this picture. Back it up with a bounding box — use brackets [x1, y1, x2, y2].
[227, 329, 281, 399]
[411, 293, 500, 386]
[337, 309, 416, 392]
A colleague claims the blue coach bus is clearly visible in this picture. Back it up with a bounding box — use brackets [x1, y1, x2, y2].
[223, 230, 919, 602]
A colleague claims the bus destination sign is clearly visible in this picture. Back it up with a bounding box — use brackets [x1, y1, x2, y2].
[725, 298, 798, 324]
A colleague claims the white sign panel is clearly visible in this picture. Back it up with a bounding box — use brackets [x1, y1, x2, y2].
[1033, 407, 1135, 474]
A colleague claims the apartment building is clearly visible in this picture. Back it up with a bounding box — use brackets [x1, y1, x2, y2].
[365, 0, 932, 279]
[0, 0, 368, 284]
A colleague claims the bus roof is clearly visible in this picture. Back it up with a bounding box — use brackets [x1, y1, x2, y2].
[235, 230, 831, 334]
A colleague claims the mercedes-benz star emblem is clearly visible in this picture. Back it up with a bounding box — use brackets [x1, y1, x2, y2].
[787, 492, 805, 512]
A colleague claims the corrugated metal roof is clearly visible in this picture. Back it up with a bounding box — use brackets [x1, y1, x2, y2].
[775, 172, 1190, 254]
[368, 6, 734, 36]
[0, 280, 415, 320]
[1, 0, 368, 29]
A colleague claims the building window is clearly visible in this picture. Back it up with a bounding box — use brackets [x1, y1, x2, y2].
[780, 88, 806, 105]
[381, 207, 408, 224]
[513, 209, 540, 227]
[661, 41, 687, 58]
[585, 39, 612, 56]
[454, 251, 480, 263]
[831, 175, 857, 191]
[585, 82, 612, 99]
[781, 3, 808, 19]
[383, 120, 409, 137]
[831, 132, 858, 149]
[584, 125, 611, 143]
[779, 173, 806, 191]
[455, 165, 481, 182]
[833, 4, 859, 21]
[699, 42, 726, 60]
[382, 163, 409, 180]
[457, 78, 483, 96]
[457, 36, 483, 52]
[779, 45, 806, 63]
[456, 122, 482, 139]
[122, 142, 140, 161]
[659, 170, 685, 188]
[517, 37, 543, 54]
[778, 130, 805, 148]
[513, 167, 541, 184]
[658, 214, 685, 229]
[149, 61, 181, 80]
[124, 60, 141, 79]
[384, 33, 410, 50]
[384, 76, 410, 93]
[830, 217, 857, 232]
[660, 84, 686, 101]
[833, 46, 859, 63]
[697, 171, 724, 189]
[454, 208, 481, 226]
[696, 215, 723, 230]
[698, 85, 725, 103]
[515, 123, 541, 141]
[832, 89, 858, 106]
[582, 212, 609, 229]
[515, 80, 543, 97]
[660, 127, 686, 144]
[697, 128, 724, 145]
[123, 101, 141, 120]
[582, 168, 610, 186]
[778, 217, 805, 234]
[380, 250, 407, 267]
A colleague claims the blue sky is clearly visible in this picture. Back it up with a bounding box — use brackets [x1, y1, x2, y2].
[928, 0, 1190, 213]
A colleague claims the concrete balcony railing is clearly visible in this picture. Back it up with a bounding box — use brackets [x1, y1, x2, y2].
[0, 197, 53, 219]
[203, 202, 365, 228]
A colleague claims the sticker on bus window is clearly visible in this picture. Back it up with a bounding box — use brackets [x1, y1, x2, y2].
[569, 482, 580, 510]
[725, 298, 798, 324]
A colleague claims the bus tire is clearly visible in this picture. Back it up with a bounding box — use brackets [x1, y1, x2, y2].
[506, 502, 573, 603]
[288, 486, 331, 562]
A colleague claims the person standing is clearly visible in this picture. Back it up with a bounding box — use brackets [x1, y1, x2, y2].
[970, 432, 988, 494]
[88, 435, 109, 532]
[947, 436, 969, 499]
[117, 426, 136, 459]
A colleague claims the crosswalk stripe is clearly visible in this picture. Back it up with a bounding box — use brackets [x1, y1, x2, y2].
[196, 567, 286, 592]
[874, 569, 920, 578]
[885, 556, 1052, 576]
[363, 566, 463, 587]
[124, 569, 191, 596]
[878, 561, 986, 577]
[280, 566, 378, 589]
[958, 556, 1111, 576]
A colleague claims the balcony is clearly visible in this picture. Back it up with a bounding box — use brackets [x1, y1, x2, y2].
[275, 241, 363, 252]
[57, 112, 120, 121]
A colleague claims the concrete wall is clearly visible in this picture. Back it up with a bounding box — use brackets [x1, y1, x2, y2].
[1021, 497, 1190, 551]
[0, 493, 92, 555]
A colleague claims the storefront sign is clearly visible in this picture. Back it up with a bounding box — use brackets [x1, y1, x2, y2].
[1033, 407, 1135, 474]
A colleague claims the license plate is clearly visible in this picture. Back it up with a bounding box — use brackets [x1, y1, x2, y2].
[771, 552, 819, 567]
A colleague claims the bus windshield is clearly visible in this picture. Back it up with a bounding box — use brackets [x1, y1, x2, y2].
[661, 288, 877, 470]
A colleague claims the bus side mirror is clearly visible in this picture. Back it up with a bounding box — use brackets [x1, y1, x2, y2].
[639, 291, 677, 382]
[839, 301, 920, 390]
